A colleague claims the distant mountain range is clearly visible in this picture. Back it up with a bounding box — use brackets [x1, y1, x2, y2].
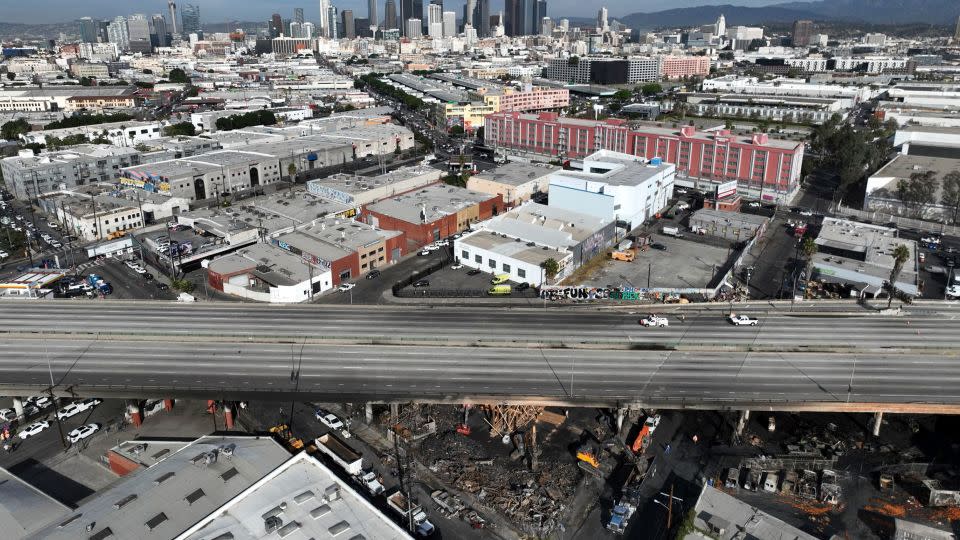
[619, 0, 960, 29]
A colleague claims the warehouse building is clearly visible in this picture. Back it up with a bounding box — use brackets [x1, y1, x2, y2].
[455, 202, 615, 285]
[548, 150, 676, 230]
[207, 242, 334, 301]
[485, 112, 805, 203]
[812, 217, 918, 297]
[307, 165, 442, 207]
[362, 184, 502, 248]
[467, 162, 558, 207]
[1, 145, 143, 200]
[120, 150, 283, 202]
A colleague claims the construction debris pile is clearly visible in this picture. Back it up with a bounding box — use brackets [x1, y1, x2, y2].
[422, 431, 580, 537]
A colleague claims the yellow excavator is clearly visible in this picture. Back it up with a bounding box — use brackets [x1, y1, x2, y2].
[269, 424, 304, 452]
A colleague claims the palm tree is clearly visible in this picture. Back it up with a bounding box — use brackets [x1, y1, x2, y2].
[887, 244, 911, 308]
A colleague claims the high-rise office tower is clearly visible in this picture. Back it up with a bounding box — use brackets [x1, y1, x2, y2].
[507, 0, 534, 36]
[294, 7, 305, 24]
[328, 5, 339, 38]
[342, 10, 355, 38]
[540, 16, 553, 35]
[474, 0, 490, 36]
[270, 13, 284, 37]
[150, 14, 169, 47]
[464, 0, 475, 28]
[167, 1, 178, 35]
[428, 3, 443, 37]
[384, 0, 398, 30]
[504, 0, 515, 35]
[413, 0, 424, 33]
[442, 11, 455, 36]
[405, 18, 422, 38]
[181, 4, 201, 37]
[289, 21, 303, 37]
[78, 17, 99, 43]
[318, 0, 330, 37]
[534, 0, 546, 34]
[400, 0, 413, 35]
[368, 0, 378, 30]
[955, 15, 960, 42]
[303, 21, 315, 37]
[430, 0, 442, 13]
[715, 14, 726, 36]
[597, 7, 607, 32]
[792, 19, 813, 47]
[107, 16, 129, 49]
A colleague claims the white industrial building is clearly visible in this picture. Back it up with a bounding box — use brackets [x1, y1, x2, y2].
[547, 150, 676, 230]
[454, 202, 616, 285]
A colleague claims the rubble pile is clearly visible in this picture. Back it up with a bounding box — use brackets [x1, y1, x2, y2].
[422, 431, 580, 536]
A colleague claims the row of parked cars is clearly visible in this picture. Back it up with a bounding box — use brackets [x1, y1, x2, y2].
[9, 397, 103, 444]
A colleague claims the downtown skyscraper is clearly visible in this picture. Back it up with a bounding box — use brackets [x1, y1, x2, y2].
[384, 0, 398, 30]
[368, 0, 378, 30]
[181, 3, 201, 37]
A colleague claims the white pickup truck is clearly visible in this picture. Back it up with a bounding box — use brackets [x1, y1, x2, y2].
[638, 315, 669, 327]
[728, 314, 759, 326]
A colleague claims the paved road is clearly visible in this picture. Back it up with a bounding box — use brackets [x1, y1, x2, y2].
[0, 301, 959, 410]
[0, 301, 958, 350]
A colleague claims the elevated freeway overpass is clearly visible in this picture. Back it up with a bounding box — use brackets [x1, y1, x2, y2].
[1, 301, 958, 412]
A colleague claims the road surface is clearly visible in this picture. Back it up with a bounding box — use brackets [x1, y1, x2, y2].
[0, 301, 958, 411]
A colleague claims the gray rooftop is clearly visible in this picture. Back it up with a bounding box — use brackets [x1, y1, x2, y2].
[29, 435, 291, 540]
[690, 209, 769, 231]
[461, 229, 571, 267]
[0, 86, 137, 98]
[872, 154, 960, 184]
[180, 452, 411, 540]
[553, 150, 675, 187]
[2, 145, 139, 170]
[693, 485, 818, 540]
[366, 184, 496, 224]
[0, 466, 70, 538]
[309, 165, 441, 196]
[387, 73, 469, 103]
[480, 202, 608, 248]
[471, 162, 559, 187]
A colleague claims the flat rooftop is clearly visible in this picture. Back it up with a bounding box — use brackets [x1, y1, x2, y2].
[310, 165, 441, 195]
[31, 435, 291, 540]
[0, 466, 70, 537]
[218, 242, 321, 285]
[482, 202, 609, 248]
[873, 153, 960, 181]
[180, 452, 410, 540]
[366, 184, 496, 224]
[694, 486, 818, 540]
[470, 161, 559, 187]
[459, 230, 566, 267]
[2, 145, 139, 169]
[0, 86, 137, 98]
[555, 150, 675, 187]
[816, 217, 916, 269]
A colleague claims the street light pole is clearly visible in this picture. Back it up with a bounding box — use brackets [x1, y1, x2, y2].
[42, 331, 66, 448]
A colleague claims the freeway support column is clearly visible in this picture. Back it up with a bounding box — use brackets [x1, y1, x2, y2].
[616, 408, 627, 433]
[12, 398, 24, 421]
[163, 399, 174, 412]
[224, 403, 235, 430]
[872, 412, 883, 437]
[736, 410, 750, 436]
[365, 403, 373, 424]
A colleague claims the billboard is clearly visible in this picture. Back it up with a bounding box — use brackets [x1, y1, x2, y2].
[716, 180, 738, 199]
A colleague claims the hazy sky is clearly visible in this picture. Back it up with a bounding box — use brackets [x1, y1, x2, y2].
[5, 0, 789, 24]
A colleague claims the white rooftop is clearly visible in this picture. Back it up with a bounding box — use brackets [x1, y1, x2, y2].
[693, 485, 818, 540]
[180, 451, 410, 540]
[0, 466, 70, 538]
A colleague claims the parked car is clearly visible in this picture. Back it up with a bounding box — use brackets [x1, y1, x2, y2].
[156, 282, 170, 291]
[315, 410, 344, 430]
[418, 250, 431, 256]
[337, 283, 356, 292]
[26, 395, 52, 409]
[651, 243, 667, 251]
[451, 263, 463, 270]
[728, 314, 759, 326]
[467, 269, 481, 276]
[142, 272, 154, 281]
[56, 398, 101, 420]
[0, 408, 16, 422]
[67, 423, 100, 444]
[366, 270, 381, 279]
[413, 279, 430, 287]
[516, 283, 531, 291]
[19, 420, 50, 440]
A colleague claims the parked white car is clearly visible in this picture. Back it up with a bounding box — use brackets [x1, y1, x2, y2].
[316, 409, 344, 430]
[337, 283, 356, 292]
[67, 423, 100, 444]
[19, 420, 50, 440]
[638, 315, 669, 327]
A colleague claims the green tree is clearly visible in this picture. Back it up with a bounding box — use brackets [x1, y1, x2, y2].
[801, 237, 818, 286]
[867, 114, 882, 130]
[167, 68, 190, 84]
[448, 125, 464, 136]
[1, 118, 30, 140]
[475, 126, 485, 142]
[287, 163, 297, 179]
[637, 82, 663, 96]
[163, 122, 196, 136]
[5, 73, 14, 81]
[896, 171, 937, 218]
[612, 89, 632, 101]
[941, 170, 960, 224]
[540, 258, 560, 280]
[887, 244, 911, 309]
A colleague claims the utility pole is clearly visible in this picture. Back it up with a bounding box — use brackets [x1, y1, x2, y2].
[667, 483, 674, 529]
[42, 331, 66, 449]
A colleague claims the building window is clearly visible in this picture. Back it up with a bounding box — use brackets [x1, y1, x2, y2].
[502, 263, 511, 273]
[488, 259, 496, 268]
[462, 250, 469, 260]
[518, 268, 526, 278]
[475, 254, 482, 263]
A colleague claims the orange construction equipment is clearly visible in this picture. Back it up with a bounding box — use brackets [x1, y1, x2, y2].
[611, 251, 635, 262]
[631, 424, 652, 454]
[455, 423, 471, 436]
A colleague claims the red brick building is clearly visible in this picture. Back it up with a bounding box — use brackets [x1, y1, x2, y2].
[362, 184, 503, 248]
[484, 112, 805, 202]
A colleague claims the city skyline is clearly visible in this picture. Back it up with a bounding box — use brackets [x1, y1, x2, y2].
[2, 0, 791, 24]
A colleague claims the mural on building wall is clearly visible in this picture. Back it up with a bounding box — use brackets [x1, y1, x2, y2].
[308, 183, 354, 205]
[271, 238, 332, 269]
[581, 229, 607, 259]
[121, 170, 171, 195]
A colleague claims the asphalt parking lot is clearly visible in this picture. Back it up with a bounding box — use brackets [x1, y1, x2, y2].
[585, 235, 730, 291]
[92, 257, 177, 300]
